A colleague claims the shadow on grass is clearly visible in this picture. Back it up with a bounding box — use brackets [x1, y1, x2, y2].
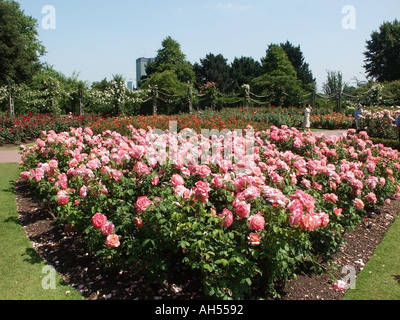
[2, 181, 17, 195]
[393, 275, 400, 285]
[2, 215, 21, 226]
[22, 248, 44, 265]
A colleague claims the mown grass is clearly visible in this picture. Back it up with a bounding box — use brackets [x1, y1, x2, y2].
[0, 163, 83, 300]
[342, 214, 400, 300]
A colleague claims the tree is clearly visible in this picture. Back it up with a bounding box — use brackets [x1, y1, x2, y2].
[322, 70, 350, 96]
[364, 19, 400, 82]
[280, 41, 316, 91]
[194, 53, 233, 93]
[0, 0, 46, 85]
[230, 56, 262, 92]
[322, 70, 352, 112]
[141, 70, 188, 115]
[146, 36, 195, 84]
[252, 44, 304, 107]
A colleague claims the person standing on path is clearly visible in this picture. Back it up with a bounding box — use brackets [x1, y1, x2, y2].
[354, 104, 363, 131]
[303, 104, 312, 130]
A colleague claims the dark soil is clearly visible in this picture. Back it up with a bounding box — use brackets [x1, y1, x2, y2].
[14, 179, 400, 300]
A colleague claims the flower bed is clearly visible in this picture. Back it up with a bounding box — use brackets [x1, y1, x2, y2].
[19, 124, 400, 299]
[0, 113, 99, 146]
[358, 108, 400, 140]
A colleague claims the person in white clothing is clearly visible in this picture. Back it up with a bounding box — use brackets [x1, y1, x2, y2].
[303, 104, 312, 130]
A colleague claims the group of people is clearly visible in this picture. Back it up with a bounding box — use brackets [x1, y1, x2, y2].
[303, 103, 400, 144]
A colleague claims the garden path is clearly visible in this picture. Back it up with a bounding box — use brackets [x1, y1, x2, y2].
[0, 150, 21, 163]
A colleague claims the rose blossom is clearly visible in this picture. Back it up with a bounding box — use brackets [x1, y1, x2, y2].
[105, 234, 120, 248]
[134, 216, 143, 228]
[218, 209, 234, 228]
[170, 174, 185, 187]
[135, 196, 153, 213]
[79, 185, 88, 198]
[323, 193, 338, 203]
[365, 192, 377, 204]
[248, 233, 261, 246]
[20, 171, 31, 180]
[193, 181, 211, 201]
[34, 167, 45, 182]
[92, 213, 107, 229]
[248, 213, 265, 231]
[234, 201, 251, 219]
[151, 175, 159, 186]
[334, 208, 343, 217]
[57, 190, 69, 206]
[101, 221, 115, 236]
[354, 198, 365, 210]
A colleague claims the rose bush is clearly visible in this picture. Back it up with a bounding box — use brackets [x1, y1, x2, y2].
[20, 124, 400, 299]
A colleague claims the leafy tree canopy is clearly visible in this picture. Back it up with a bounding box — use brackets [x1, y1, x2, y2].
[280, 41, 316, 90]
[146, 36, 195, 84]
[364, 19, 400, 82]
[230, 56, 262, 92]
[252, 44, 304, 106]
[0, 0, 46, 85]
[194, 53, 233, 93]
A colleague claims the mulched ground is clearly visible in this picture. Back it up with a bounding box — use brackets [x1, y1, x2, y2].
[14, 179, 400, 300]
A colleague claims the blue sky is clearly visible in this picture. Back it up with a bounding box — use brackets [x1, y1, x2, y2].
[16, 0, 400, 90]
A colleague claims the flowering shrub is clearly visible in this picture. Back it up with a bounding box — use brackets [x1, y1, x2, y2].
[358, 107, 400, 140]
[20, 124, 400, 299]
[0, 113, 99, 145]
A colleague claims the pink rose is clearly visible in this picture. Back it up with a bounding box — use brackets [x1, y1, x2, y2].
[34, 167, 45, 182]
[334, 208, 343, 217]
[316, 212, 330, 228]
[135, 196, 153, 213]
[323, 193, 338, 203]
[84, 127, 93, 136]
[20, 171, 31, 180]
[79, 185, 88, 198]
[134, 216, 143, 228]
[218, 209, 234, 228]
[92, 213, 108, 229]
[101, 221, 115, 236]
[248, 213, 265, 231]
[301, 214, 320, 232]
[49, 159, 58, 170]
[57, 190, 69, 206]
[171, 174, 185, 187]
[365, 192, 377, 204]
[234, 201, 251, 219]
[151, 175, 159, 186]
[105, 234, 120, 248]
[196, 165, 212, 178]
[289, 210, 303, 227]
[193, 181, 211, 200]
[354, 198, 365, 210]
[248, 233, 261, 246]
[133, 161, 150, 176]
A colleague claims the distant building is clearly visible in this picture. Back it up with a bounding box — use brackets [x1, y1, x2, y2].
[127, 80, 134, 91]
[136, 57, 155, 88]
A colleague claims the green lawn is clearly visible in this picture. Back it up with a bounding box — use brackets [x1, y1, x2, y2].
[342, 214, 400, 300]
[0, 163, 83, 300]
